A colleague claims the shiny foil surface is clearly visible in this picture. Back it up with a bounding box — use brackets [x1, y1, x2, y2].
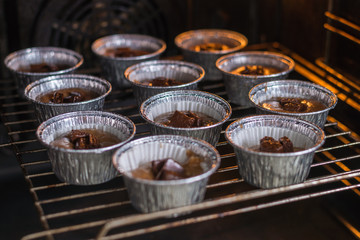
[175, 29, 248, 81]
[91, 34, 166, 88]
[140, 90, 232, 146]
[225, 115, 325, 189]
[112, 135, 221, 213]
[25, 74, 112, 123]
[4, 47, 83, 98]
[216, 51, 295, 107]
[249, 80, 338, 128]
[124, 60, 205, 106]
[36, 111, 136, 185]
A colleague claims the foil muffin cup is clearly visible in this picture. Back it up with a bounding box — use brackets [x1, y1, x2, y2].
[249, 80, 338, 128]
[4, 47, 83, 98]
[36, 111, 136, 185]
[112, 134, 221, 213]
[175, 29, 248, 81]
[225, 115, 325, 189]
[124, 60, 205, 106]
[91, 34, 166, 88]
[140, 90, 232, 146]
[25, 74, 112, 123]
[216, 51, 295, 107]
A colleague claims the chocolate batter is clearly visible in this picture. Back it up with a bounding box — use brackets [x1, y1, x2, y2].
[261, 97, 326, 113]
[19, 63, 72, 73]
[154, 110, 217, 128]
[103, 47, 151, 57]
[37, 88, 100, 104]
[131, 150, 205, 180]
[191, 42, 230, 52]
[231, 65, 281, 75]
[140, 77, 183, 87]
[51, 129, 121, 150]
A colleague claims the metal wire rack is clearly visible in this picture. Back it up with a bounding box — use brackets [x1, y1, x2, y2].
[318, 0, 360, 115]
[1, 43, 360, 240]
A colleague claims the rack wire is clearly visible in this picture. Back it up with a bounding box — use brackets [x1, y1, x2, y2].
[1, 43, 360, 240]
[318, 0, 360, 116]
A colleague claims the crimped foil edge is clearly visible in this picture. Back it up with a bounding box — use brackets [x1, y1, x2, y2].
[124, 60, 205, 89]
[175, 29, 248, 54]
[225, 114, 325, 157]
[91, 34, 166, 60]
[216, 51, 295, 79]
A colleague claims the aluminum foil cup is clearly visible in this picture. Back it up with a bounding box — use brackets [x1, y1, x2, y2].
[124, 60, 205, 106]
[175, 29, 248, 81]
[140, 90, 232, 146]
[216, 51, 295, 107]
[249, 80, 338, 129]
[25, 74, 112, 123]
[36, 111, 136, 185]
[4, 47, 83, 98]
[91, 34, 166, 88]
[113, 134, 221, 213]
[225, 115, 325, 189]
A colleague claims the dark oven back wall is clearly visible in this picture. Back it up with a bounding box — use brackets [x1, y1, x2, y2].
[2, 0, 329, 70]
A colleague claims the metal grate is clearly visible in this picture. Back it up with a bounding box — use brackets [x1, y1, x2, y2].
[1, 43, 360, 240]
[317, 0, 360, 120]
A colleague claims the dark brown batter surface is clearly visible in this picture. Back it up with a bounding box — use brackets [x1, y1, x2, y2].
[251, 136, 304, 153]
[154, 110, 217, 128]
[231, 65, 281, 75]
[103, 47, 151, 57]
[131, 150, 205, 180]
[190, 42, 230, 52]
[139, 77, 183, 87]
[37, 88, 100, 104]
[51, 129, 121, 150]
[261, 97, 327, 113]
[19, 63, 72, 73]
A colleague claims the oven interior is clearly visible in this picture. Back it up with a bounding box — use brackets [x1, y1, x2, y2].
[0, 0, 360, 239]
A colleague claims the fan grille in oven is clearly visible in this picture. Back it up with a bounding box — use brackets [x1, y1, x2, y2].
[30, 0, 168, 66]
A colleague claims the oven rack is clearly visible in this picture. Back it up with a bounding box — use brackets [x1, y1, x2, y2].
[1, 44, 360, 240]
[316, 0, 360, 118]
